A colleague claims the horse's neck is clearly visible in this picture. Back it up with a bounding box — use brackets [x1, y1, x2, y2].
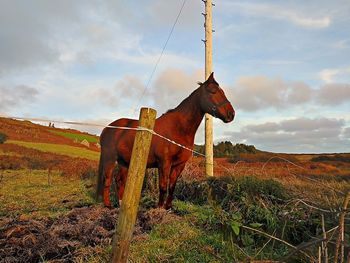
[172, 90, 204, 139]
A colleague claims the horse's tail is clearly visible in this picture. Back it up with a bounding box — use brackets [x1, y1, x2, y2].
[96, 150, 105, 201]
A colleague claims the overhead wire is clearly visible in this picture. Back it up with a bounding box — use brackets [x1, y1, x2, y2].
[133, 0, 187, 113]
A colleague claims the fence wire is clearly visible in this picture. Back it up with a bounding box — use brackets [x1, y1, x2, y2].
[2, 115, 206, 158]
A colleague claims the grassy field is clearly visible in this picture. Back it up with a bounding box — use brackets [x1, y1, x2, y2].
[49, 130, 99, 143]
[129, 201, 248, 263]
[1, 118, 349, 262]
[0, 169, 95, 219]
[2, 169, 348, 262]
[8, 140, 100, 160]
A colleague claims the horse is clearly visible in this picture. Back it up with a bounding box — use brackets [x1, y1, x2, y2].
[96, 72, 235, 209]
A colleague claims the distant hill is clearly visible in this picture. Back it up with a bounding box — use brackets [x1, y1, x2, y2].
[0, 117, 99, 151]
[0, 117, 99, 177]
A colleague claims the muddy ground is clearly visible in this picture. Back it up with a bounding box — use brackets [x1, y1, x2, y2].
[0, 206, 177, 263]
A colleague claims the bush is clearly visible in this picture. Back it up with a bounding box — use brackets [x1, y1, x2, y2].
[0, 132, 7, 144]
[175, 179, 209, 205]
[228, 152, 299, 163]
[194, 142, 258, 158]
[311, 154, 350, 163]
[0, 155, 23, 169]
[174, 175, 325, 253]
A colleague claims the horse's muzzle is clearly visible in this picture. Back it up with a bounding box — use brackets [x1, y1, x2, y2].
[224, 109, 235, 123]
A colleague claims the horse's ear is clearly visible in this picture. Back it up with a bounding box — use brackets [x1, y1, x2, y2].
[205, 72, 218, 86]
[208, 72, 214, 82]
[205, 72, 219, 93]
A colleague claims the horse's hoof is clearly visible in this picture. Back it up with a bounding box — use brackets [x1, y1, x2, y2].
[164, 204, 173, 211]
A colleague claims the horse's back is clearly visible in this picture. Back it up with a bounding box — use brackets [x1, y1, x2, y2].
[100, 118, 138, 146]
[110, 118, 138, 129]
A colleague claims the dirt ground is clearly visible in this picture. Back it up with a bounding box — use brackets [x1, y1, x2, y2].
[0, 205, 178, 263]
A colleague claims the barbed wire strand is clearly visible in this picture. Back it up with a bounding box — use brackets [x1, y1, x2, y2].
[2, 115, 206, 158]
[133, 0, 187, 113]
[1, 115, 346, 195]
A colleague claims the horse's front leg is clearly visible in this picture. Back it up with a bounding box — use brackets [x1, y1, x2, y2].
[158, 160, 171, 208]
[103, 162, 116, 208]
[114, 165, 128, 206]
[164, 162, 186, 210]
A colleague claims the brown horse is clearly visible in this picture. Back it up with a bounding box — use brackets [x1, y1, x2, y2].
[96, 72, 234, 209]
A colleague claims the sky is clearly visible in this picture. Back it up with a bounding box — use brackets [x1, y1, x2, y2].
[0, 0, 349, 153]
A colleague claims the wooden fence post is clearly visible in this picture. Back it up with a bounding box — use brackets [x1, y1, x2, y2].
[111, 107, 156, 263]
[334, 191, 350, 263]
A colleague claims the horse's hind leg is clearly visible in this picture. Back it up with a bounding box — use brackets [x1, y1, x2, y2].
[164, 163, 186, 210]
[114, 165, 128, 206]
[158, 160, 171, 208]
[103, 161, 116, 208]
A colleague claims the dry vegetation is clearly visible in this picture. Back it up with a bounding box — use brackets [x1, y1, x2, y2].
[0, 118, 349, 262]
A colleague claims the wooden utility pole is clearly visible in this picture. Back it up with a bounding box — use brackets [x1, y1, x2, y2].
[111, 107, 156, 263]
[204, 0, 214, 177]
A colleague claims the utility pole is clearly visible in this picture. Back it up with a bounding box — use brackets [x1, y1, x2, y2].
[203, 0, 214, 177]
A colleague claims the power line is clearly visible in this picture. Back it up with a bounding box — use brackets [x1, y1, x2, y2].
[133, 0, 187, 112]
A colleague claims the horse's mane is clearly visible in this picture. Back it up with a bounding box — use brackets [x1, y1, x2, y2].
[165, 108, 176, 114]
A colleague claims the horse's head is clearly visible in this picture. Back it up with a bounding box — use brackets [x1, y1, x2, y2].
[199, 72, 235, 123]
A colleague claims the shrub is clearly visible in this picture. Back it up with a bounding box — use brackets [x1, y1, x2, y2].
[195, 142, 258, 158]
[174, 179, 209, 205]
[0, 155, 23, 169]
[0, 132, 7, 144]
[311, 154, 350, 163]
[228, 152, 299, 163]
[174, 175, 325, 251]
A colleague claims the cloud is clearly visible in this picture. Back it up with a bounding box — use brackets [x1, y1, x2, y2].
[0, 1, 150, 74]
[0, 1, 85, 74]
[225, 117, 349, 153]
[149, 68, 203, 113]
[319, 67, 350, 83]
[319, 69, 341, 83]
[245, 117, 344, 133]
[148, 0, 202, 29]
[229, 76, 312, 111]
[87, 75, 146, 108]
[83, 68, 204, 116]
[342, 127, 350, 139]
[220, 2, 331, 29]
[0, 85, 39, 111]
[115, 52, 199, 69]
[228, 75, 350, 112]
[316, 83, 350, 105]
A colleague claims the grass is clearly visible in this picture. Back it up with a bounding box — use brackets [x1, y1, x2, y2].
[130, 225, 229, 263]
[8, 140, 100, 160]
[49, 130, 99, 143]
[0, 169, 95, 219]
[1, 170, 348, 262]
